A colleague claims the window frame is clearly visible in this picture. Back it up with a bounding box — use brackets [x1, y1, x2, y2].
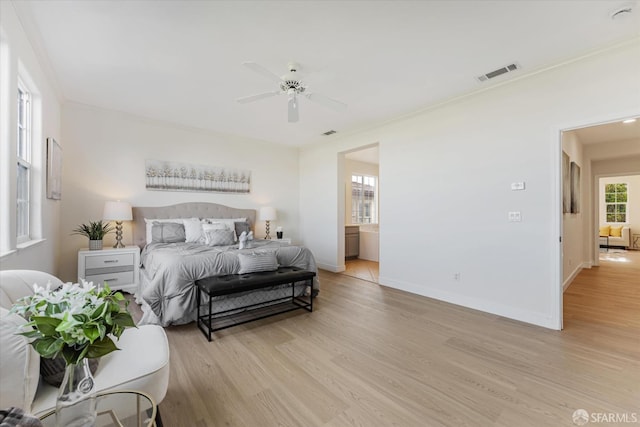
[350, 173, 378, 225]
[604, 182, 628, 224]
[16, 80, 32, 244]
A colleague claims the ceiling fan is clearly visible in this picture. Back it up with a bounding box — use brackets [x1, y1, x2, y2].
[237, 61, 347, 123]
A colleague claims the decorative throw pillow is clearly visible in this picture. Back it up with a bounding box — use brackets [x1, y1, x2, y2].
[599, 225, 610, 237]
[237, 251, 279, 274]
[202, 218, 247, 241]
[151, 222, 186, 243]
[204, 229, 236, 246]
[144, 218, 183, 244]
[40, 356, 99, 387]
[609, 226, 623, 237]
[234, 221, 251, 238]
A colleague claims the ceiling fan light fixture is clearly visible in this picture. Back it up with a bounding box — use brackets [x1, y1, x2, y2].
[238, 60, 347, 122]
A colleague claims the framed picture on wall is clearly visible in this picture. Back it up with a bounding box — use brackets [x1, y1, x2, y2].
[570, 161, 580, 214]
[562, 151, 570, 213]
[47, 137, 62, 200]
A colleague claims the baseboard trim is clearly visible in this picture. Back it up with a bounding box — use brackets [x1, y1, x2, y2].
[378, 275, 557, 330]
[563, 262, 589, 292]
[317, 263, 345, 273]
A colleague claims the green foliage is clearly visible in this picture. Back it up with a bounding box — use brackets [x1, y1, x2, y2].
[71, 220, 114, 240]
[10, 281, 135, 365]
[605, 183, 628, 223]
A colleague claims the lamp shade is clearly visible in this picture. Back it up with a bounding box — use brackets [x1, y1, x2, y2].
[103, 201, 133, 221]
[259, 206, 277, 221]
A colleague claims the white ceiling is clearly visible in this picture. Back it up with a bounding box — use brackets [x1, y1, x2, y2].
[13, 0, 640, 147]
[570, 117, 640, 145]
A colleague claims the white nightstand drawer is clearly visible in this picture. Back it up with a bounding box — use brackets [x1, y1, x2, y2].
[83, 271, 135, 287]
[85, 252, 135, 269]
[78, 246, 140, 293]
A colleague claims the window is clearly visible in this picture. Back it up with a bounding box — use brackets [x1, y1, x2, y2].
[17, 81, 31, 243]
[351, 174, 378, 224]
[605, 183, 627, 223]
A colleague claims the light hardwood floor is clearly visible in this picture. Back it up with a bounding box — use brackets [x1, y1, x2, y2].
[156, 253, 639, 426]
[342, 259, 379, 283]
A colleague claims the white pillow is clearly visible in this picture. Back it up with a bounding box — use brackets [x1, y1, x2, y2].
[182, 217, 203, 243]
[144, 218, 183, 245]
[0, 307, 40, 412]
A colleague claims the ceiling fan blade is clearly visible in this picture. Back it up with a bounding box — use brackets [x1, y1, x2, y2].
[288, 96, 299, 123]
[242, 62, 283, 83]
[236, 91, 280, 104]
[305, 92, 347, 112]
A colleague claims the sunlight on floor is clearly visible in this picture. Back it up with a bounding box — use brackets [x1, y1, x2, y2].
[600, 255, 632, 263]
[599, 249, 633, 263]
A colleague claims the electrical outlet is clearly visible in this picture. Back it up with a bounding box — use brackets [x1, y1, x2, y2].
[511, 182, 526, 191]
[508, 211, 522, 222]
[453, 273, 461, 281]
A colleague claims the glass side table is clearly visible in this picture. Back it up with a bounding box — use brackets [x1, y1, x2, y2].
[39, 390, 157, 427]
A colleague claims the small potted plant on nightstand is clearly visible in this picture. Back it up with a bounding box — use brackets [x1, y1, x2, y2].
[72, 220, 114, 250]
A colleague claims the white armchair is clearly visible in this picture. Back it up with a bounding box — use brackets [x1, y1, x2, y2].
[0, 270, 170, 417]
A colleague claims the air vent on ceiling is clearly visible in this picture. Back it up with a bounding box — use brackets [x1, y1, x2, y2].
[322, 130, 337, 136]
[476, 63, 520, 82]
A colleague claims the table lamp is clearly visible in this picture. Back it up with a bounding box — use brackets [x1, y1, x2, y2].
[103, 201, 133, 248]
[259, 207, 277, 239]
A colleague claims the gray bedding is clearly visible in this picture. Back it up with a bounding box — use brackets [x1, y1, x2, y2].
[136, 239, 319, 327]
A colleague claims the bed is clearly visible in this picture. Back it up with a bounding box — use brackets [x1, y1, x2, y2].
[132, 202, 319, 327]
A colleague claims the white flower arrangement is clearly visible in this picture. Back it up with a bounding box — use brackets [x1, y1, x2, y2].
[10, 280, 135, 365]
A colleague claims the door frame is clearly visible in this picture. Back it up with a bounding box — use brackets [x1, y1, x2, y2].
[554, 110, 640, 330]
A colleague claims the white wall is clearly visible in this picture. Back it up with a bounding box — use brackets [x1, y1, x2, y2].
[300, 40, 640, 329]
[59, 103, 299, 282]
[0, 1, 62, 274]
[561, 132, 587, 287]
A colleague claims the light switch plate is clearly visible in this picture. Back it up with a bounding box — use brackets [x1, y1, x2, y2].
[508, 211, 522, 222]
[511, 182, 526, 191]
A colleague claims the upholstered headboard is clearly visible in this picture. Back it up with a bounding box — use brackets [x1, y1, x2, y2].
[132, 202, 256, 248]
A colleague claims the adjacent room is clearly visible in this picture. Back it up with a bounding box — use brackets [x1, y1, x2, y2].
[1, 1, 639, 426]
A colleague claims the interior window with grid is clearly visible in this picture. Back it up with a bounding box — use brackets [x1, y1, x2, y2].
[605, 183, 627, 223]
[17, 82, 31, 243]
[351, 174, 378, 224]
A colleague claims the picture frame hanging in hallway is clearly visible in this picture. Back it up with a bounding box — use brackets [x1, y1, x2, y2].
[570, 161, 580, 214]
[562, 151, 570, 214]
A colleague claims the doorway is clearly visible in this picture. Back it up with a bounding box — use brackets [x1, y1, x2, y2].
[559, 115, 640, 328]
[339, 144, 380, 283]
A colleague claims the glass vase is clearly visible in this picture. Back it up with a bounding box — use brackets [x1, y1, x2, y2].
[56, 358, 97, 427]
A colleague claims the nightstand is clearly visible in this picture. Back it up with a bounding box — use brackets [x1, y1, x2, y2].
[78, 246, 140, 293]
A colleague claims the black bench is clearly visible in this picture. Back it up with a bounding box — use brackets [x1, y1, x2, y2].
[195, 266, 316, 341]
